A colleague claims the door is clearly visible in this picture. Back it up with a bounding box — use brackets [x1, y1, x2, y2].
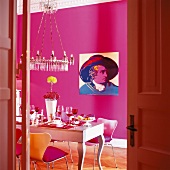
[0, 0, 16, 169]
[127, 0, 170, 169]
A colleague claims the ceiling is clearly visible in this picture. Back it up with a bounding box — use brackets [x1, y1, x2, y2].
[17, 0, 120, 14]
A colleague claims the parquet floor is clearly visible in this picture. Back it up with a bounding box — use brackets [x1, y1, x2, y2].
[17, 141, 127, 170]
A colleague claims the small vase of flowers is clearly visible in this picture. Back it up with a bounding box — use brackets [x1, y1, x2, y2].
[43, 76, 60, 122]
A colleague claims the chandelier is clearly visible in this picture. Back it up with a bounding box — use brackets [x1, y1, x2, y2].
[30, 0, 74, 72]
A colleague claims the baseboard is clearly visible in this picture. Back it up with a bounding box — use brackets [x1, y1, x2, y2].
[111, 138, 127, 148]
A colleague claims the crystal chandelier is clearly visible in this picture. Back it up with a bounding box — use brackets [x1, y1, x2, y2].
[30, 0, 74, 72]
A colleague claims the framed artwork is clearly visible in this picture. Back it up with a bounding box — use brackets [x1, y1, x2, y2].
[79, 52, 119, 95]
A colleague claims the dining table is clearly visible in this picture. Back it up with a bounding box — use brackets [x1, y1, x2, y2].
[16, 121, 104, 170]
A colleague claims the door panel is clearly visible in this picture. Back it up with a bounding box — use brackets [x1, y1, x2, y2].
[138, 108, 169, 152]
[139, 0, 161, 93]
[128, 0, 170, 169]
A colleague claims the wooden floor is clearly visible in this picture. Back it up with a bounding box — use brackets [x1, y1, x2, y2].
[17, 141, 127, 170]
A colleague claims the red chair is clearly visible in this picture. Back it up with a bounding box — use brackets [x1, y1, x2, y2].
[85, 118, 118, 169]
[16, 128, 22, 170]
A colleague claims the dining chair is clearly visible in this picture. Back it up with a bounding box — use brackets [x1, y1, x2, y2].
[51, 139, 73, 163]
[16, 128, 22, 170]
[30, 132, 69, 170]
[85, 118, 118, 169]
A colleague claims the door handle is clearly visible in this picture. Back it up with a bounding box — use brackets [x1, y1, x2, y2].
[126, 125, 137, 131]
[126, 115, 137, 147]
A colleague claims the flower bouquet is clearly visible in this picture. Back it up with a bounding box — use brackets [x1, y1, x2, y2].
[43, 91, 60, 100]
[44, 76, 59, 122]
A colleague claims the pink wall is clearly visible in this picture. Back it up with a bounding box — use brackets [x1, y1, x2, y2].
[17, 0, 127, 139]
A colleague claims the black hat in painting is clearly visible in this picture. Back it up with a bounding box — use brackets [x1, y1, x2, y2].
[80, 54, 118, 82]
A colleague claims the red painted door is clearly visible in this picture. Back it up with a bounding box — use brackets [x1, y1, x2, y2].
[127, 0, 170, 169]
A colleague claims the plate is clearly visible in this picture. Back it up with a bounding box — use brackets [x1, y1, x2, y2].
[56, 123, 64, 127]
[53, 119, 62, 124]
[49, 122, 64, 127]
[81, 117, 95, 126]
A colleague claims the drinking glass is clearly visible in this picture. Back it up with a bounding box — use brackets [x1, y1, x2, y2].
[30, 105, 35, 111]
[72, 108, 79, 125]
[30, 105, 35, 121]
[72, 108, 78, 117]
[66, 106, 73, 125]
[57, 105, 64, 118]
[35, 106, 39, 113]
[34, 106, 40, 120]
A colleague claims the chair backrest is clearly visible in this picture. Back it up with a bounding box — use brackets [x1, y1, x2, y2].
[30, 133, 51, 161]
[97, 118, 118, 139]
[16, 128, 22, 143]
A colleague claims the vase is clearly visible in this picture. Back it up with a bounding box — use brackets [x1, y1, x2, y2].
[45, 99, 57, 122]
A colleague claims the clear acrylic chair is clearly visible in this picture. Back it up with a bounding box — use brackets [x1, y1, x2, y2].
[85, 118, 118, 169]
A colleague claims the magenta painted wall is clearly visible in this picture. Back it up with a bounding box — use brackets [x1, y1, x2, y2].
[17, 0, 127, 139]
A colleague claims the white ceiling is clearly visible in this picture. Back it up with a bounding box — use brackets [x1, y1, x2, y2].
[17, 0, 120, 14]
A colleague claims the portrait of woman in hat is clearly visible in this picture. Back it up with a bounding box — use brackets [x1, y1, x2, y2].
[79, 53, 119, 95]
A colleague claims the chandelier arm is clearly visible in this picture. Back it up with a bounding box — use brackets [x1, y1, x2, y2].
[31, 12, 45, 57]
[49, 13, 55, 52]
[40, 12, 48, 57]
[53, 13, 65, 55]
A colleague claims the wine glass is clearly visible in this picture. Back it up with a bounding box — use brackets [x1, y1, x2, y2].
[35, 106, 40, 122]
[30, 105, 35, 123]
[57, 105, 64, 118]
[72, 108, 78, 124]
[66, 106, 73, 125]
[30, 105, 35, 111]
[35, 106, 39, 113]
[72, 108, 78, 117]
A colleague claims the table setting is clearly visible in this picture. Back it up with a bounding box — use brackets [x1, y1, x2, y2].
[36, 109, 96, 129]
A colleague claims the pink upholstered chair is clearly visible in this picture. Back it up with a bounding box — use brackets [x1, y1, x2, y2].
[30, 133, 68, 170]
[16, 128, 22, 170]
[85, 118, 118, 169]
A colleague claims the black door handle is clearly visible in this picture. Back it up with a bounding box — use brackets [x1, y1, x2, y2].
[127, 115, 137, 147]
[126, 125, 137, 131]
